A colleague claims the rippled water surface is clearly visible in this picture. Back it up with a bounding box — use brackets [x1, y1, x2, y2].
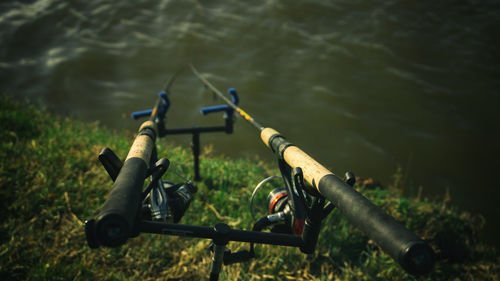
[1, 0, 499, 247]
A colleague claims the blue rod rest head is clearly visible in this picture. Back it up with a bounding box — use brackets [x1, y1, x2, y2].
[200, 88, 238, 115]
[228, 88, 239, 105]
[200, 105, 231, 115]
[130, 91, 171, 120]
[131, 109, 153, 120]
[158, 91, 170, 113]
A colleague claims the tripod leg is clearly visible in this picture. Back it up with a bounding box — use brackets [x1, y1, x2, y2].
[209, 243, 226, 281]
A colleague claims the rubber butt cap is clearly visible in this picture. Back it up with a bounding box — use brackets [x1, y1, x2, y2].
[399, 241, 435, 275]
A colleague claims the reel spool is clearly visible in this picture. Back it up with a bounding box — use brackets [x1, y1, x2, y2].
[250, 176, 308, 236]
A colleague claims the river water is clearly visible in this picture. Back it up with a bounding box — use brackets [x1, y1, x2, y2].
[1, 0, 499, 248]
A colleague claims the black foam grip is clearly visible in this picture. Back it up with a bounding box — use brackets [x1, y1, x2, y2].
[318, 174, 434, 275]
[95, 157, 147, 247]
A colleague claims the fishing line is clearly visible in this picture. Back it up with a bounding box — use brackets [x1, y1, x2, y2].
[189, 64, 264, 130]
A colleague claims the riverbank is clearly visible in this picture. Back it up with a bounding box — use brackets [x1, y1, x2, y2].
[0, 96, 498, 280]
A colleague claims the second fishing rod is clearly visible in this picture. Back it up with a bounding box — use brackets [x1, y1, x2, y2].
[189, 64, 435, 276]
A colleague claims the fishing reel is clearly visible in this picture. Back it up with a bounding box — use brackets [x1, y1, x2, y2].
[265, 187, 308, 235]
[139, 157, 198, 224]
[97, 147, 198, 224]
[142, 179, 198, 223]
[250, 163, 356, 238]
[250, 165, 312, 237]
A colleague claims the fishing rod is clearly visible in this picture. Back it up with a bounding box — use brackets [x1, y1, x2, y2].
[189, 64, 435, 275]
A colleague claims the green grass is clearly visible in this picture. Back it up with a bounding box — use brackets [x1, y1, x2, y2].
[0, 96, 498, 280]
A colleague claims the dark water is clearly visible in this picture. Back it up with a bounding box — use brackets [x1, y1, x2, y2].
[1, 0, 499, 248]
